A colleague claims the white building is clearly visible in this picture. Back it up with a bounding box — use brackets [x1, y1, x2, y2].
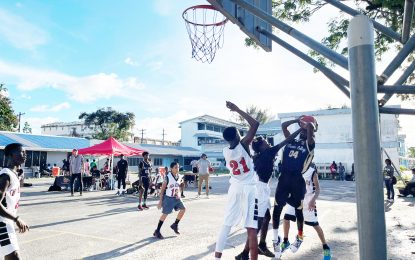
[179, 115, 246, 150]
[41, 121, 97, 139]
[277, 107, 403, 174]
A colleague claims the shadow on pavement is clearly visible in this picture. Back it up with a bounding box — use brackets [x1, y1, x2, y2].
[83, 236, 175, 260]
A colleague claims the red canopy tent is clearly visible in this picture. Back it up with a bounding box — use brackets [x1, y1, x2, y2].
[78, 137, 145, 189]
[78, 136, 144, 156]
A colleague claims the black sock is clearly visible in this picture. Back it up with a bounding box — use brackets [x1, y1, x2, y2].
[174, 219, 180, 225]
[283, 237, 288, 243]
[242, 249, 249, 255]
[156, 220, 164, 232]
[258, 241, 266, 247]
[323, 244, 330, 250]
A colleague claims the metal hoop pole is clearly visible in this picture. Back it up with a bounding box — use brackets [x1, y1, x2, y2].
[348, 15, 387, 260]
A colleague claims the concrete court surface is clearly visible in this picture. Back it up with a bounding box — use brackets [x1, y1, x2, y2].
[15, 176, 415, 260]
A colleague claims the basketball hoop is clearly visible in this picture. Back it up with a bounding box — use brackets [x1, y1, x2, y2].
[182, 5, 228, 63]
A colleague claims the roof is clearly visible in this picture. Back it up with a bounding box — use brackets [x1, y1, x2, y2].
[0, 132, 200, 157]
[41, 121, 85, 127]
[0, 131, 90, 151]
[179, 115, 245, 129]
[126, 143, 201, 157]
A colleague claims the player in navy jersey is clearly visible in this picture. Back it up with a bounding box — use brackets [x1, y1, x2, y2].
[235, 129, 302, 260]
[272, 117, 317, 258]
[138, 152, 152, 210]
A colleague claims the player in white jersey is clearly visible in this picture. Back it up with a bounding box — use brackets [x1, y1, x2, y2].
[153, 162, 186, 239]
[0, 143, 29, 259]
[283, 164, 331, 260]
[214, 101, 260, 260]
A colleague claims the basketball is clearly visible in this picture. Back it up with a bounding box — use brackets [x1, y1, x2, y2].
[299, 115, 317, 129]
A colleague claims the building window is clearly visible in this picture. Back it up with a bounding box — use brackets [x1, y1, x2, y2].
[206, 124, 214, 131]
[153, 158, 163, 166]
[214, 126, 220, 132]
[198, 123, 205, 130]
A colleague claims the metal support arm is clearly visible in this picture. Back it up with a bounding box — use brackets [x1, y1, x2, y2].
[232, 0, 349, 70]
[258, 27, 350, 98]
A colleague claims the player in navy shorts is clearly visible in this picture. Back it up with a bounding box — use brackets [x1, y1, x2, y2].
[272, 116, 317, 258]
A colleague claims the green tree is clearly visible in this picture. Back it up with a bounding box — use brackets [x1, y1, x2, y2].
[246, 0, 413, 99]
[79, 107, 135, 141]
[22, 122, 32, 134]
[0, 84, 18, 131]
[408, 147, 415, 158]
[234, 105, 274, 126]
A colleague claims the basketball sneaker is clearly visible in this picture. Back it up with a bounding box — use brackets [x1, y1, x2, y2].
[137, 205, 143, 211]
[323, 248, 331, 260]
[273, 236, 282, 258]
[142, 204, 149, 209]
[153, 230, 164, 239]
[170, 223, 180, 235]
[280, 240, 291, 254]
[235, 250, 249, 260]
[290, 235, 303, 253]
[258, 243, 275, 257]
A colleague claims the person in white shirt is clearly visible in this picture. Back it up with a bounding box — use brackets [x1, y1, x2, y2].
[196, 154, 211, 198]
[0, 143, 30, 259]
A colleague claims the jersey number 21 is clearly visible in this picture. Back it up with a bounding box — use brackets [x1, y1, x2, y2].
[229, 157, 250, 175]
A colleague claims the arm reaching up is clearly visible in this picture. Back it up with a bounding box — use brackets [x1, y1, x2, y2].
[282, 118, 300, 138]
[226, 101, 259, 147]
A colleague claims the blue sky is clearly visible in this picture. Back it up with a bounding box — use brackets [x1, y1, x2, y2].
[1, 0, 415, 146]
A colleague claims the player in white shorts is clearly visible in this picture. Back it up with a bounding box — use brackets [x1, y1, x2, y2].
[0, 143, 30, 259]
[283, 164, 331, 260]
[214, 101, 259, 260]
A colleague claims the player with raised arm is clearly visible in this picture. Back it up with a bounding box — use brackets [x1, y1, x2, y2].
[235, 128, 302, 260]
[272, 116, 317, 258]
[0, 143, 30, 260]
[214, 101, 259, 260]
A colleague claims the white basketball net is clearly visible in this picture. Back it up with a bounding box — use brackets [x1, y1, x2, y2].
[183, 5, 228, 63]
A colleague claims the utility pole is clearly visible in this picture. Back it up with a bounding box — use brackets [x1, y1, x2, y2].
[140, 129, 146, 143]
[17, 112, 25, 132]
[162, 129, 167, 146]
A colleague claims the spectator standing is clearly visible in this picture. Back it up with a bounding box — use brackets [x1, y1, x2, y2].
[196, 154, 211, 198]
[90, 159, 97, 170]
[383, 159, 395, 202]
[84, 159, 90, 176]
[398, 168, 415, 197]
[116, 154, 128, 196]
[329, 161, 338, 180]
[137, 152, 152, 210]
[338, 162, 345, 181]
[69, 149, 84, 196]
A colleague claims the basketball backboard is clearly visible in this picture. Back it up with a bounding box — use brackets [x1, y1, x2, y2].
[207, 0, 272, 52]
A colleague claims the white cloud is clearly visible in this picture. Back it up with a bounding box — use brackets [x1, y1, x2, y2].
[0, 88, 9, 98]
[18, 94, 31, 100]
[153, 0, 173, 16]
[0, 60, 146, 103]
[124, 57, 138, 66]
[30, 102, 71, 112]
[146, 61, 163, 71]
[25, 116, 59, 134]
[0, 8, 48, 50]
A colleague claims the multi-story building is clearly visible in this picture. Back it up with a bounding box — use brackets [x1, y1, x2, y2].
[41, 121, 134, 141]
[277, 107, 404, 174]
[41, 121, 97, 139]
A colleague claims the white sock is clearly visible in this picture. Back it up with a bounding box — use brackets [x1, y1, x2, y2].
[215, 225, 231, 253]
[273, 229, 279, 241]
